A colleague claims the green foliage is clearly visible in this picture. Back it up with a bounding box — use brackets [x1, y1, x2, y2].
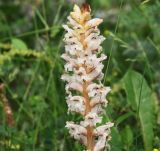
[0, 0, 160, 151]
[120, 125, 133, 148]
[11, 38, 28, 50]
[111, 128, 123, 151]
[122, 70, 155, 151]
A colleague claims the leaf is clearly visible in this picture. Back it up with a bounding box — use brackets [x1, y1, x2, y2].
[11, 38, 27, 49]
[116, 112, 134, 126]
[110, 128, 123, 151]
[122, 70, 154, 151]
[120, 125, 133, 148]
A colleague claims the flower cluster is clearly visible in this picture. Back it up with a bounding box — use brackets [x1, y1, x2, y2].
[61, 4, 114, 151]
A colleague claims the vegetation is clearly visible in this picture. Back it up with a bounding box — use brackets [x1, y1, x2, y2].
[0, 0, 160, 150]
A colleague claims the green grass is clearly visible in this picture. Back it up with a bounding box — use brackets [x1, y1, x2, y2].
[0, 0, 160, 150]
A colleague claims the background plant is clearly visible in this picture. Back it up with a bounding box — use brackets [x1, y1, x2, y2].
[0, 0, 160, 151]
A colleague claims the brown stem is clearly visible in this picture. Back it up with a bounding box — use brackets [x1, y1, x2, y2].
[83, 81, 94, 151]
[0, 84, 14, 127]
[80, 4, 94, 149]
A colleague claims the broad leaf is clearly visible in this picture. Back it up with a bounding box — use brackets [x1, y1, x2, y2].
[122, 70, 154, 151]
[11, 38, 27, 49]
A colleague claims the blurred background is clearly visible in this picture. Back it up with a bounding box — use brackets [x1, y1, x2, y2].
[0, 0, 160, 150]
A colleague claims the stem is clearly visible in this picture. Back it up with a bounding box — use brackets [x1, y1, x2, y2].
[80, 8, 94, 149]
[83, 81, 94, 151]
[0, 84, 14, 127]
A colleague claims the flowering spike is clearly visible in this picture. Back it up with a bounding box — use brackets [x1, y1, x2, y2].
[62, 3, 114, 151]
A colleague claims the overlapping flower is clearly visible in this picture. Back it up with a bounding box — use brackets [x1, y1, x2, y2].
[62, 4, 114, 151]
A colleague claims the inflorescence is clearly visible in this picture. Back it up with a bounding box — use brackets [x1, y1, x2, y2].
[61, 4, 114, 151]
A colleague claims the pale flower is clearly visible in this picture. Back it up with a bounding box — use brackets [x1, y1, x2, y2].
[66, 121, 87, 145]
[94, 122, 114, 136]
[81, 112, 102, 127]
[66, 82, 83, 93]
[93, 122, 114, 151]
[91, 103, 105, 114]
[66, 95, 85, 114]
[85, 18, 103, 29]
[87, 83, 111, 98]
[62, 4, 114, 151]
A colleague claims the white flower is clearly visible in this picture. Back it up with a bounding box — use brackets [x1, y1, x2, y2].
[93, 122, 114, 151]
[83, 65, 104, 81]
[85, 34, 105, 51]
[74, 67, 86, 76]
[90, 96, 108, 107]
[61, 74, 83, 84]
[66, 82, 83, 93]
[63, 25, 76, 36]
[93, 134, 107, 151]
[85, 18, 103, 29]
[91, 104, 105, 114]
[85, 54, 107, 72]
[67, 16, 83, 29]
[81, 112, 102, 127]
[87, 83, 111, 104]
[85, 27, 100, 37]
[94, 122, 114, 136]
[65, 43, 83, 56]
[64, 31, 79, 43]
[66, 95, 85, 114]
[66, 121, 87, 145]
[61, 54, 83, 71]
[64, 63, 73, 71]
[62, 4, 113, 150]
